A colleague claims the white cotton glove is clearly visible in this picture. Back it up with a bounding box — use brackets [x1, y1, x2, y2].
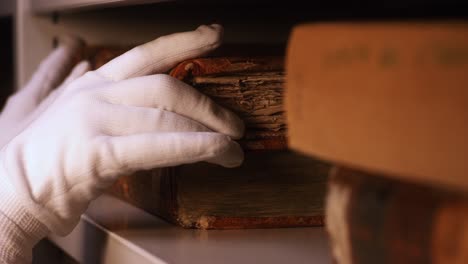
[0, 24, 244, 263]
[0, 36, 90, 264]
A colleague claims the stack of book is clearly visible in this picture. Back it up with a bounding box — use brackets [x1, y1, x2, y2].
[84, 45, 330, 229]
[286, 22, 468, 263]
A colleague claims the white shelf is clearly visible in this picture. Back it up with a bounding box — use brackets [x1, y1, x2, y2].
[31, 0, 173, 14]
[49, 194, 332, 264]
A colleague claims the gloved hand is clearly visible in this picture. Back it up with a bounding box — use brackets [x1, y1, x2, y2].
[0, 36, 90, 264]
[0, 24, 244, 263]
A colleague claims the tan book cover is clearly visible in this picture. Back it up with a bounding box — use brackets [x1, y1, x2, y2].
[286, 22, 468, 191]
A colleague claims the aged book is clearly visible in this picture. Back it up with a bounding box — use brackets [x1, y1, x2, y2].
[169, 56, 286, 150]
[111, 151, 328, 229]
[286, 22, 468, 191]
[86, 46, 329, 228]
[327, 167, 468, 264]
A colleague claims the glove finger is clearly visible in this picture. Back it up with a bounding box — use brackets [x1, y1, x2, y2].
[61, 60, 91, 88]
[23, 35, 84, 101]
[23, 61, 91, 126]
[100, 74, 244, 139]
[96, 24, 223, 81]
[97, 132, 244, 179]
[98, 103, 212, 136]
[1, 60, 92, 146]
[40, 60, 90, 107]
[0, 43, 84, 126]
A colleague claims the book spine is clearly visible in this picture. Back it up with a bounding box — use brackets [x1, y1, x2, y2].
[326, 167, 468, 264]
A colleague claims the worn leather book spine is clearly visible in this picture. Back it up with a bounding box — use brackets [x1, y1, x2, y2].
[326, 166, 468, 264]
[169, 56, 287, 151]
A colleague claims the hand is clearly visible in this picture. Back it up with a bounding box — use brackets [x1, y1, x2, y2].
[0, 24, 244, 263]
[0, 36, 90, 147]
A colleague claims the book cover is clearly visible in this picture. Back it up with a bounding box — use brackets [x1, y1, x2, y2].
[286, 22, 468, 191]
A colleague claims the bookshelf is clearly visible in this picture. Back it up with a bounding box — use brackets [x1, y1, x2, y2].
[15, 0, 332, 263]
[13, 1, 468, 263]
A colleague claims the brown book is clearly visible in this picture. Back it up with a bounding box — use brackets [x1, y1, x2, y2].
[86, 46, 329, 229]
[327, 167, 468, 264]
[169, 56, 286, 150]
[111, 151, 328, 229]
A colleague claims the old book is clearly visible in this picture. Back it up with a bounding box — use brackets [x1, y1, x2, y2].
[87, 47, 329, 228]
[286, 22, 468, 191]
[111, 151, 328, 229]
[169, 56, 286, 150]
[327, 167, 468, 264]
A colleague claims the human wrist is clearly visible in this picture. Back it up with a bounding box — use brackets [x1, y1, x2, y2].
[0, 160, 49, 263]
[0, 209, 49, 263]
